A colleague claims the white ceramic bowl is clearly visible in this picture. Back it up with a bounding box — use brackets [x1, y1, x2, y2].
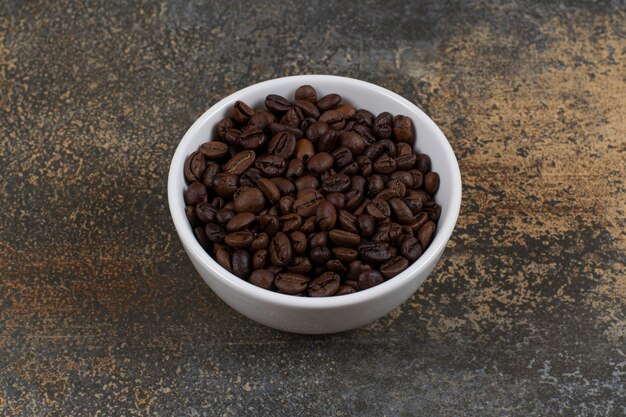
[168, 75, 461, 334]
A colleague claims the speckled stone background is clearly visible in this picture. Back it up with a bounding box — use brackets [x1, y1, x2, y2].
[1, 1, 625, 416]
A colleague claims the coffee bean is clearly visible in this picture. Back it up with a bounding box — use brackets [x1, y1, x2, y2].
[294, 191, 323, 217]
[233, 187, 266, 214]
[252, 249, 268, 269]
[287, 256, 312, 274]
[269, 232, 292, 267]
[249, 269, 275, 290]
[339, 130, 366, 155]
[295, 138, 315, 162]
[310, 246, 332, 265]
[227, 212, 256, 232]
[200, 141, 229, 159]
[316, 94, 341, 112]
[274, 272, 309, 294]
[268, 132, 296, 159]
[248, 110, 272, 131]
[321, 173, 350, 193]
[216, 208, 235, 225]
[388, 198, 413, 224]
[306, 121, 330, 142]
[289, 231, 307, 254]
[300, 216, 316, 233]
[269, 177, 295, 196]
[366, 199, 390, 220]
[194, 226, 211, 250]
[279, 213, 302, 233]
[230, 101, 254, 125]
[295, 85, 318, 104]
[358, 269, 384, 290]
[425, 203, 442, 221]
[337, 210, 359, 234]
[424, 172, 440, 194]
[332, 146, 353, 168]
[359, 242, 391, 263]
[373, 155, 397, 174]
[395, 153, 417, 171]
[232, 249, 251, 279]
[418, 221, 436, 249]
[336, 285, 357, 295]
[344, 189, 364, 211]
[255, 154, 286, 176]
[392, 115, 414, 143]
[357, 214, 375, 237]
[325, 259, 347, 274]
[286, 158, 304, 179]
[332, 247, 359, 262]
[318, 130, 337, 152]
[195, 202, 217, 224]
[240, 128, 267, 149]
[202, 162, 220, 188]
[239, 167, 262, 187]
[224, 231, 254, 249]
[224, 128, 241, 146]
[256, 178, 281, 203]
[280, 107, 302, 128]
[186, 205, 201, 227]
[250, 233, 269, 252]
[265, 94, 292, 114]
[415, 153, 431, 175]
[295, 175, 319, 191]
[184, 182, 207, 205]
[217, 117, 235, 138]
[356, 156, 373, 177]
[308, 272, 340, 297]
[184, 151, 206, 183]
[293, 99, 320, 119]
[269, 122, 303, 139]
[277, 196, 294, 214]
[212, 173, 239, 198]
[319, 110, 345, 130]
[380, 256, 410, 279]
[329, 229, 361, 247]
[307, 152, 334, 174]
[214, 243, 233, 272]
[364, 143, 384, 161]
[316, 200, 337, 231]
[326, 192, 346, 210]
[373, 112, 393, 139]
[400, 237, 422, 262]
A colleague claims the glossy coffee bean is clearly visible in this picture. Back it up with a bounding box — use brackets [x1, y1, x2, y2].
[295, 85, 317, 104]
[380, 256, 410, 279]
[358, 269, 384, 290]
[184, 182, 207, 205]
[249, 269, 275, 290]
[424, 172, 440, 194]
[269, 232, 292, 267]
[232, 250, 251, 279]
[308, 272, 340, 297]
[275, 273, 309, 294]
[316, 200, 337, 231]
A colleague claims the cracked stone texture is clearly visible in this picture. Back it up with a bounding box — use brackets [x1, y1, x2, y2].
[1, 1, 625, 416]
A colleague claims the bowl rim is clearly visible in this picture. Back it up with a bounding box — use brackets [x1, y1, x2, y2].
[168, 74, 461, 309]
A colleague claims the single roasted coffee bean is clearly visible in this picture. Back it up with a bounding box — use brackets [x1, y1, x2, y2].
[401, 236, 422, 262]
[269, 122, 303, 138]
[248, 110, 272, 131]
[386, 180, 406, 198]
[287, 256, 312, 274]
[395, 153, 417, 171]
[184, 151, 206, 183]
[337, 210, 359, 233]
[364, 142, 384, 161]
[392, 115, 414, 143]
[279, 213, 302, 233]
[255, 154, 286, 176]
[268, 132, 296, 159]
[300, 216, 316, 233]
[424, 172, 440, 194]
[250, 233, 269, 252]
[249, 269, 275, 290]
[325, 259, 347, 274]
[326, 192, 345, 210]
[319, 110, 345, 130]
[217, 117, 235, 138]
[332, 247, 359, 262]
[316, 200, 337, 231]
[265, 94, 292, 114]
[224, 231, 254, 249]
[316, 93, 342, 112]
[239, 128, 267, 149]
[332, 146, 353, 168]
[226, 212, 256, 232]
[418, 221, 436, 249]
[354, 108, 374, 126]
[339, 130, 366, 155]
[358, 214, 375, 237]
[232, 249, 251, 279]
[269, 232, 292, 267]
[356, 156, 373, 177]
[344, 189, 364, 211]
[308, 246, 330, 265]
[336, 285, 357, 296]
[280, 107, 303, 128]
[286, 158, 304, 179]
[390, 171, 414, 189]
[306, 120, 330, 142]
[202, 162, 220, 188]
[329, 229, 361, 247]
[321, 173, 351, 193]
[239, 167, 262, 187]
[212, 173, 239, 198]
[214, 243, 233, 272]
[294, 191, 324, 217]
[293, 99, 320, 119]
[380, 256, 410, 279]
[308, 272, 340, 297]
[194, 226, 211, 250]
[389, 198, 413, 224]
[278, 196, 295, 214]
[295, 138, 315, 162]
[359, 242, 391, 263]
[358, 269, 384, 290]
[290, 231, 307, 254]
[200, 141, 229, 159]
[233, 187, 266, 214]
[216, 208, 235, 225]
[195, 202, 217, 224]
[366, 199, 391, 220]
[374, 188, 400, 202]
[256, 178, 281, 203]
[373, 112, 393, 139]
[373, 155, 397, 174]
[270, 177, 295, 196]
[295, 175, 320, 191]
[184, 182, 208, 205]
[295, 85, 317, 104]
[252, 249, 268, 269]
[230, 101, 254, 125]
[307, 152, 334, 174]
[318, 130, 337, 152]
[224, 128, 242, 146]
[186, 206, 201, 227]
[415, 153, 431, 175]
[259, 214, 279, 235]
[275, 272, 309, 294]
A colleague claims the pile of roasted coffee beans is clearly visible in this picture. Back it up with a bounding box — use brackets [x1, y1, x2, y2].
[184, 85, 441, 297]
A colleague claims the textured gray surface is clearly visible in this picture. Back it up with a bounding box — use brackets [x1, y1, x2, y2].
[1, 1, 625, 416]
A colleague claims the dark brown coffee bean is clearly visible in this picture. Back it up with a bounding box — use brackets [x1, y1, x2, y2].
[339, 130, 366, 155]
[294, 191, 324, 217]
[202, 162, 220, 188]
[331, 146, 353, 168]
[249, 269, 275, 290]
[339, 161, 358, 176]
[395, 153, 417, 171]
[408, 169, 424, 189]
[280, 107, 303, 128]
[286, 158, 304, 179]
[214, 243, 232, 272]
[216, 208, 235, 225]
[184, 151, 206, 183]
[213, 173, 239, 198]
[233, 187, 266, 214]
[387, 179, 407, 198]
[256, 178, 281, 203]
[380, 256, 410, 279]
[295, 175, 319, 191]
[395, 143, 412, 157]
[289, 231, 307, 254]
[287, 256, 312, 274]
[269, 232, 292, 267]
[356, 156, 373, 177]
[366, 199, 391, 220]
[373, 155, 397, 174]
[415, 153, 431, 175]
[224, 151, 256, 175]
[308, 272, 340, 297]
[268, 132, 296, 159]
[306, 121, 330, 142]
[255, 155, 286, 176]
[295, 138, 315, 162]
[224, 128, 242, 146]
[350, 175, 367, 193]
[425, 203, 442, 221]
[212, 197, 226, 210]
[316, 200, 337, 231]
[200, 141, 228, 159]
[230, 101, 254, 124]
[357, 214, 375, 237]
[390, 171, 414, 189]
[277, 196, 294, 214]
[293, 99, 321, 119]
[329, 229, 361, 247]
[316, 94, 342, 112]
[269, 177, 295, 196]
[418, 221, 436, 249]
[346, 260, 364, 281]
[364, 143, 384, 161]
[217, 118, 234, 138]
[238, 167, 261, 187]
[321, 173, 350, 193]
[332, 247, 359, 262]
[250, 233, 269, 252]
[359, 242, 391, 263]
[224, 231, 254, 249]
[326, 192, 346, 210]
[310, 246, 332, 265]
[195, 202, 217, 224]
[307, 152, 334, 174]
[336, 103, 356, 118]
[318, 130, 337, 152]
[194, 226, 211, 250]
[404, 196, 423, 215]
[336, 285, 357, 296]
[337, 210, 359, 234]
[248, 110, 271, 131]
[408, 212, 429, 234]
[358, 269, 384, 290]
[295, 85, 317, 103]
[226, 212, 256, 232]
[319, 110, 345, 130]
[269, 122, 304, 138]
[424, 172, 440, 194]
[344, 189, 364, 211]
[400, 236, 423, 262]
[252, 249, 268, 270]
[375, 188, 401, 202]
[354, 109, 374, 126]
[265, 94, 292, 114]
[266, 265, 283, 275]
[388, 198, 413, 224]
[392, 115, 414, 143]
[275, 273, 309, 294]
[279, 213, 302, 233]
[325, 259, 347, 274]
[373, 112, 393, 139]
[300, 216, 316, 233]
[186, 205, 201, 227]
[239, 128, 267, 149]
[365, 175, 384, 197]
[232, 249, 251, 279]
[184, 182, 207, 205]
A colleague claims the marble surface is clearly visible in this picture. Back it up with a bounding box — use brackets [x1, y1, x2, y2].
[1, 1, 624, 415]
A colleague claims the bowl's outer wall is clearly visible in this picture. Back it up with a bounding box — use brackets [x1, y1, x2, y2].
[168, 75, 461, 334]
